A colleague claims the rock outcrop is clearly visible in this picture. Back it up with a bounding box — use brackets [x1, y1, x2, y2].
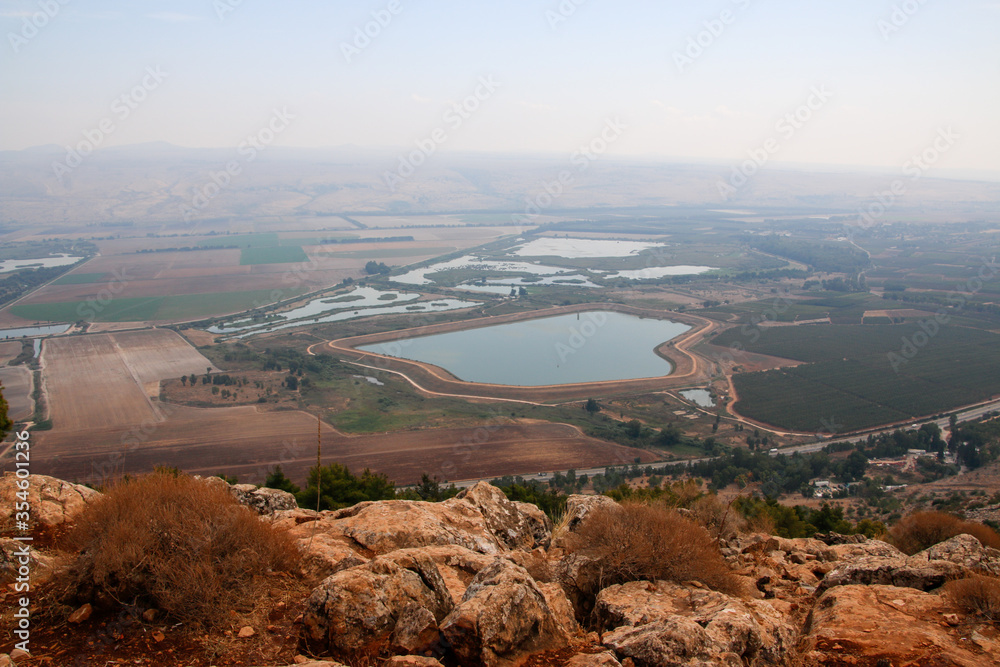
[0, 473, 99, 528]
[816, 533, 1000, 593]
[287, 481, 551, 567]
[440, 559, 569, 666]
[302, 551, 453, 658]
[595, 581, 794, 666]
[909, 533, 1000, 576]
[13, 473, 1000, 667]
[799, 584, 1000, 666]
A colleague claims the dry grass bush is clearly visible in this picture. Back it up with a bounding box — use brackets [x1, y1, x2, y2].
[569, 501, 743, 597]
[889, 511, 1000, 555]
[688, 494, 752, 540]
[55, 472, 298, 626]
[945, 574, 1000, 622]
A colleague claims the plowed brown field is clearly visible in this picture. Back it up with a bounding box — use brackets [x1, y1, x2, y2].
[29, 328, 656, 486]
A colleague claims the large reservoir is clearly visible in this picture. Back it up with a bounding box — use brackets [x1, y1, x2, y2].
[359, 311, 691, 386]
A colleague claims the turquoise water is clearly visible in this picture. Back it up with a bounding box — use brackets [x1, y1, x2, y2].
[359, 311, 690, 386]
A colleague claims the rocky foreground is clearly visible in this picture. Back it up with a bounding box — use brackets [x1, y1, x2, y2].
[3, 473, 1000, 666]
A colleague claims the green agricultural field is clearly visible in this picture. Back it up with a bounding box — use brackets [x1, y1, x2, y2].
[11, 297, 163, 322]
[50, 272, 106, 285]
[705, 292, 878, 325]
[239, 246, 308, 265]
[152, 289, 307, 320]
[9, 288, 304, 323]
[726, 324, 1000, 433]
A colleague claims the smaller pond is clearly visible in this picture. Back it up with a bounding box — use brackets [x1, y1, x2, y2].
[0, 324, 71, 338]
[0, 254, 83, 273]
[680, 389, 715, 408]
[512, 238, 667, 258]
[607, 266, 716, 280]
[220, 297, 481, 339]
[210, 287, 421, 333]
[392, 255, 576, 286]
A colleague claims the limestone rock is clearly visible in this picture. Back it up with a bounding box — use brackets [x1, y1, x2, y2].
[229, 483, 298, 515]
[440, 559, 568, 666]
[302, 552, 453, 658]
[449, 482, 552, 550]
[538, 581, 580, 636]
[595, 581, 794, 665]
[1, 539, 59, 587]
[764, 536, 837, 562]
[799, 584, 1000, 666]
[909, 533, 1000, 576]
[827, 537, 904, 561]
[818, 552, 963, 593]
[602, 618, 733, 667]
[383, 657, 445, 666]
[395, 544, 497, 603]
[565, 652, 623, 666]
[294, 530, 369, 579]
[553, 550, 605, 616]
[0, 473, 99, 528]
[391, 601, 441, 655]
[68, 603, 92, 623]
[561, 495, 619, 534]
[307, 489, 546, 558]
[813, 532, 868, 546]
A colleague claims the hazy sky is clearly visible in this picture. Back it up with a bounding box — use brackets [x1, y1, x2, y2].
[2, 0, 998, 172]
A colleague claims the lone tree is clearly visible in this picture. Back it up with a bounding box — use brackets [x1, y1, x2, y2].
[585, 398, 600, 415]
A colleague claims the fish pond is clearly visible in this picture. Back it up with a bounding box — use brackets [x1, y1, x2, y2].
[359, 311, 690, 386]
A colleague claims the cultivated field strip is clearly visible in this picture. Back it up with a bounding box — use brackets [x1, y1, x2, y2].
[0, 366, 32, 420]
[33, 410, 656, 487]
[40, 330, 217, 430]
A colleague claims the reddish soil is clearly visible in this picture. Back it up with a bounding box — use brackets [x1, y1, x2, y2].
[29, 404, 656, 487]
